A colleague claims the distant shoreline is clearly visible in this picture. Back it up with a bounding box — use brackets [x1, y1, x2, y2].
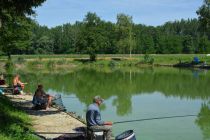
[0, 54, 210, 71]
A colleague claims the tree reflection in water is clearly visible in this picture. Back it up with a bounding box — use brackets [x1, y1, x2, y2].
[196, 102, 210, 140]
[3, 67, 210, 139]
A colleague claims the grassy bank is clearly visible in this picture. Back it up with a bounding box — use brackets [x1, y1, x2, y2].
[0, 54, 210, 71]
[0, 95, 37, 140]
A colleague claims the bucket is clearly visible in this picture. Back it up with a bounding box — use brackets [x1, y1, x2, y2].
[115, 130, 136, 140]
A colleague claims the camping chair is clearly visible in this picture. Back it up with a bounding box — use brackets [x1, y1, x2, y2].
[86, 126, 108, 140]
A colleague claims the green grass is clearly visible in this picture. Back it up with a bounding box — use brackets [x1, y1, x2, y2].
[1, 54, 210, 68]
[0, 95, 38, 140]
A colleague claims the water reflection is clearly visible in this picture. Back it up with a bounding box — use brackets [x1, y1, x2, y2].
[3, 67, 210, 139]
[196, 102, 210, 140]
[9, 68, 210, 114]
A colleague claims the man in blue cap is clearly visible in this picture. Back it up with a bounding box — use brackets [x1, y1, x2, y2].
[86, 95, 113, 140]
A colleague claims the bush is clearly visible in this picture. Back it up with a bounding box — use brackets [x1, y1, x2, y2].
[143, 54, 154, 64]
[15, 57, 26, 64]
[28, 60, 42, 66]
[108, 60, 119, 67]
[5, 59, 14, 74]
[90, 53, 96, 61]
[46, 60, 56, 68]
[56, 58, 67, 65]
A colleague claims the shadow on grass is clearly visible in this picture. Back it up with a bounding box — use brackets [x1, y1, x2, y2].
[11, 99, 62, 116]
[73, 58, 92, 63]
[0, 95, 36, 140]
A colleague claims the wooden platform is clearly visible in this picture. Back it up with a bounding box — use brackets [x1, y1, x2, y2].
[6, 95, 85, 139]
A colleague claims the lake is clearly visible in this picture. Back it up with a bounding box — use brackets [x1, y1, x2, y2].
[10, 67, 210, 140]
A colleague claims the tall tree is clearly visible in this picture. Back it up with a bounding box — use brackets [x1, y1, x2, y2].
[182, 35, 194, 54]
[197, 0, 210, 37]
[80, 12, 103, 61]
[0, 16, 33, 56]
[116, 14, 135, 56]
[0, 0, 46, 57]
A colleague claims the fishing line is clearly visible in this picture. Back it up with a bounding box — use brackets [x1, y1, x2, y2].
[113, 114, 197, 124]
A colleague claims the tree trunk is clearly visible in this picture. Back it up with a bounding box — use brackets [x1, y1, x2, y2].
[0, 18, 2, 28]
[7, 52, 11, 60]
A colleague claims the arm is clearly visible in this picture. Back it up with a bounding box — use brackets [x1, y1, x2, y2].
[95, 112, 112, 125]
[13, 78, 17, 85]
[95, 111, 105, 125]
[17, 80, 24, 85]
[104, 121, 113, 125]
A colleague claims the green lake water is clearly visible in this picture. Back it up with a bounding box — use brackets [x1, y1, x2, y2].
[8, 67, 210, 140]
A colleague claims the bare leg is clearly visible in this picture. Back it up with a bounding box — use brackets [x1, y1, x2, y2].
[46, 96, 52, 109]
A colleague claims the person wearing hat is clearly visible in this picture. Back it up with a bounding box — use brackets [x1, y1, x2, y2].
[86, 96, 113, 140]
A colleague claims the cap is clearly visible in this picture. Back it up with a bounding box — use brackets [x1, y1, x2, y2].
[93, 95, 104, 103]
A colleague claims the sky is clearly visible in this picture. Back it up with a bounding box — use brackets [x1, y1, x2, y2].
[34, 0, 203, 28]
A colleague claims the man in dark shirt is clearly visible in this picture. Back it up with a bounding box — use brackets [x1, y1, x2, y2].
[86, 96, 112, 140]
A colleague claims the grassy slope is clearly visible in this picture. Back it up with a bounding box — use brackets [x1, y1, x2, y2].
[0, 95, 37, 140]
[11, 54, 210, 63]
[1, 54, 210, 69]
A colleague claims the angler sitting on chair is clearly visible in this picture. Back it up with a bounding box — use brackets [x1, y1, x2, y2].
[32, 84, 53, 110]
[13, 74, 26, 94]
[86, 96, 113, 140]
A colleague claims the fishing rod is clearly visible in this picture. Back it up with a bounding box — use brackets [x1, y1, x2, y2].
[35, 132, 84, 135]
[113, 114, 197, 124]
[61, 96, 78, 98]
[52, 95, 78, 99]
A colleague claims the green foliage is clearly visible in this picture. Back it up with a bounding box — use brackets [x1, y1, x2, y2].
[46, 60, 56, 68]
[15, 57, 26, 64]
[108, 60, 119, 67]
[27, 60, 43, 68]
[144, 54, 155, 64]
[182, 35, 194, 53]
[0, 95, 38, 140]
[116, 14, 135, 54]
[196, 103, 210, 140]
[79, 12, 104, 61]
[1, 1, 210, 56]
[56, 58, 67, 65]
[32, 35, 54, 54]
[196, 0, 210, 35]
[0, 0, 46, 57]
[0, 0, 46, 16]
[5, 59, 14, 74]
[0, 16, 33, 57]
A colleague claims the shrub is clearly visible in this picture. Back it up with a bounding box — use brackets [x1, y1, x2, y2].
[15, 57, 25, 64]
[46, 60, 56, 68]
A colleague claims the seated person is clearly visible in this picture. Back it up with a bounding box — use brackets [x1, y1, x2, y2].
[0, 75, 6, 95]
[0, 75, 6, 86]
[0, 88, 5, 95]
[13, 74, 25, 94]
[86, 96, 113, 140]
[32, 84, 53, 110]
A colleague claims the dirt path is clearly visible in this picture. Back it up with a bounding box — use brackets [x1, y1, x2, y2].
[6, 95, 85, 139]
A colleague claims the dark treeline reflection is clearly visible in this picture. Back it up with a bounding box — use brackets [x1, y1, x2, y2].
[11, 67, 210, 116]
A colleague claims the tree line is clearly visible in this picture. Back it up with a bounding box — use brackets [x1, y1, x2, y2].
[29, 15, 210, 56]
[0, 0, 210, 60]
